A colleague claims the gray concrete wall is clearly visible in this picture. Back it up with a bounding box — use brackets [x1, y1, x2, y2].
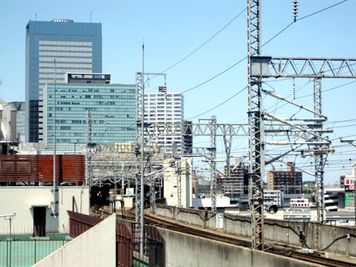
[159, 227, 322, 267]
[154, 205, 356, 257]
[224, 214, 356, 257]
[34, 214, 116, 267]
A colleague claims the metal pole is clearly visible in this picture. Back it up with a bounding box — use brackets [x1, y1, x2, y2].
[53, 58, 58, 217]
[9, 217, 12, 267]
[139, 43, 145, 258]
[210, 116, 217, 212]
[114, 162, 117, 213]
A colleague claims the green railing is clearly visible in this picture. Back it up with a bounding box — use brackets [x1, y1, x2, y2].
[133, 257, 149, 267]
[0, 235, 70, 267]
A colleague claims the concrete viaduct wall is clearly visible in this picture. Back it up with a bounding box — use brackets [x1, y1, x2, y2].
[34, 214, 116, 267]
[154, 205, 356, 257]
[158, 227, 322, 267]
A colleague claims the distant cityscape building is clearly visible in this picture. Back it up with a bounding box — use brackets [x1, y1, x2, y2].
[8, 101, 26, 142]
[25, 19, 102, 142]
[218, 157, 248, 198]
[182, 120, 193, 155]
[263, 190, 283, 207]
[144, 86, 184, 154]
[339, 165, 356, 211]
[267, 162, 302, 194]
[42, 73, 136, 150]
[0, 100, 25, 143]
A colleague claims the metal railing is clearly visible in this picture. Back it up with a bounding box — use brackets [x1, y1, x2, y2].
[0, 237, 68, 267]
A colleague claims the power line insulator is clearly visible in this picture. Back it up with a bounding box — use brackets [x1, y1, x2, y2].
[293, 0, 299, 22]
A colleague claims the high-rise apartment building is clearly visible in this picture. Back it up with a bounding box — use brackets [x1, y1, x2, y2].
[25, 19, 102, 142]
[42, 73, 136, 150]
[267, 162, 302, 194]
[144, 86, 184, 154]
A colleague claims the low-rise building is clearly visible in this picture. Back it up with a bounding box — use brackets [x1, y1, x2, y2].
[267, 162, 302, 194]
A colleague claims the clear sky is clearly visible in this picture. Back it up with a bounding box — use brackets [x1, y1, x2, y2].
[0, 0, 355, 184]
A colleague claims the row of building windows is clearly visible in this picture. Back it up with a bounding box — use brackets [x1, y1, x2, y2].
[48, 118, 135, 124]
[38, 40, 93, 46]
[48, 100, 135, 106]
[145, 93, 181, 97]
[39, 56, 93, 63]
[39, 51, 93, 57]
[39, 46, 92, 52]
[49, 94, 135, 100]
[47, 87, 134, 93]
[48, 125, 135, 131]
[39, 62, 92, 68]
[46, 106, 135, 113]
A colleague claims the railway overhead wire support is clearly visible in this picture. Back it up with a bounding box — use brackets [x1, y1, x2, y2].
[313, 78, 327, 224]
[247, 0, 264, 251]
[86, 110, 94, 188]
[210, 116, 217, 212]
[135, 51, 167, 257]
[247, 0, 356, 249]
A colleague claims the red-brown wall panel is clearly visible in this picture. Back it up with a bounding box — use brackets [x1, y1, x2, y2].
[0, 155, 85, 184]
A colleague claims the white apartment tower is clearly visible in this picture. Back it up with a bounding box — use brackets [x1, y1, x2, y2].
[144, 86, 183, 154]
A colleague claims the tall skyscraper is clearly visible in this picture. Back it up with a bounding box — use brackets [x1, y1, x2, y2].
[144, 86, 184, 154]
[25, 19, 102, 142]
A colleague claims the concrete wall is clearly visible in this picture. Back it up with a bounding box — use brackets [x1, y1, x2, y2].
[154, 205, 356, 257]
[34, 214, 116, 267]
[224, 214, 356, 257]
[0, 186, 89, 234]
[155, 205, 215, 228]
[159, 227, 321, 267]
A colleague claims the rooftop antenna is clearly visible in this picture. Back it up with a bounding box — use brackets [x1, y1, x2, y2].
[90, 11, 92, 22]
[35, 13, 37, 21]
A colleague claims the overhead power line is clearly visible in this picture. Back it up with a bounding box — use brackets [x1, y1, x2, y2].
[187, 86, 247, 120]
[161, 8, 246, 73]
[180, 0, 349, 95]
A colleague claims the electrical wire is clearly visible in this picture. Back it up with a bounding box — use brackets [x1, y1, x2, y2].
[181, 58, 246, 94]
[297, 0, 348, 22]
[180, 0, 349, 95]
[187, 86, 247, 120]
[161, 8, 246, 74]
[296, 80, 356, 99]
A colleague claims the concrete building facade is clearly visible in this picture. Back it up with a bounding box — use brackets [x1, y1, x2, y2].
[163, 157, 192, 208]
[267, 162, 302, 194]
[144, 86, 184, 154]
[0, 186, 89, 234]
[25, 19, 102, 142]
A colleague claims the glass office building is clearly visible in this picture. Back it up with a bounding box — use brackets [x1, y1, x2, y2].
[25, 19, 102, 142]
[42, 74, 136, 149]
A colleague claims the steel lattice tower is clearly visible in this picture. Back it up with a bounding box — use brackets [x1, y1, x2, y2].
[247, 0, 264, 250]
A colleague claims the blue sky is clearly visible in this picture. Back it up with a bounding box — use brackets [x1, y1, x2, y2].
[0, 0, 355, 183]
